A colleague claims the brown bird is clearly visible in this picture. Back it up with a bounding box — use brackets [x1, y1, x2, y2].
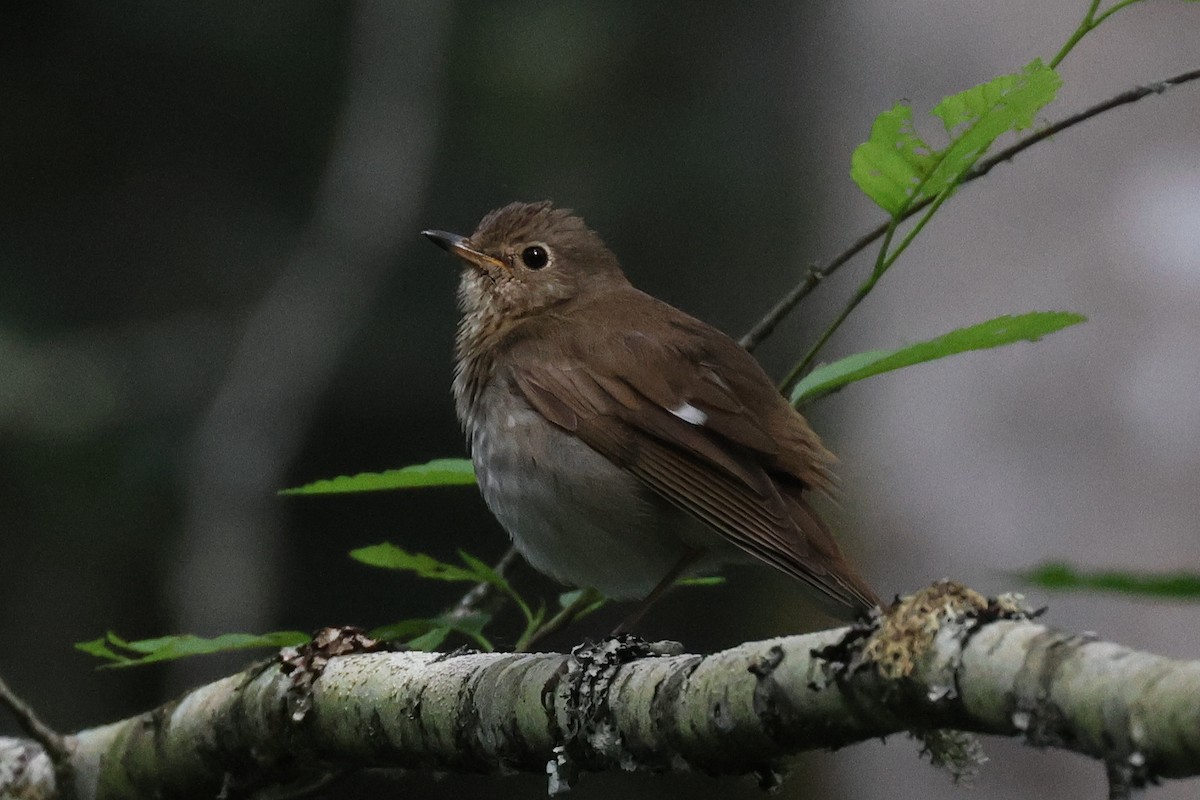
[424, 201, 878, 625]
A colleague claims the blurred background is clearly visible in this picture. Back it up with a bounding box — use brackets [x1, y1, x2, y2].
[2, 2, 1199, 798]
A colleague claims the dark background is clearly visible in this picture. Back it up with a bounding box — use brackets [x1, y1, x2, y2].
[3, 3, 1198, 798]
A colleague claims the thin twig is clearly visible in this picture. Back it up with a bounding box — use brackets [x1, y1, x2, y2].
[443, 546, 520, 625]
[516, 588, 605, 652]
[0, 674, 66, 763]
[0, 672, 74, 792]
[738, 66, 1200, 353]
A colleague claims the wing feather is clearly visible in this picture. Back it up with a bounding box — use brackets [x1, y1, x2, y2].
[510, 321, 878, 614]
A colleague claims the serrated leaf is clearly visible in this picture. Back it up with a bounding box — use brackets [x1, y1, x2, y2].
[923, 59, 1060, 197]
[1019, 563, 1200, 599]
[367, 618, 440, 640]
[280, 458, 476, 495]
[370, 611, 494, 651]
[457, 550, 510, 590]
[791, 311, 1086, 405]
[353, 544, 524, 639]
[350, 543, 483, 582]
[406, 627, 452, 651]
[75, 634, 132, 664]
[852, 60, 1060, 216]
[443, 611, 492, 639]
[850, 104, 935, 215]
[77, 631, 311, 667]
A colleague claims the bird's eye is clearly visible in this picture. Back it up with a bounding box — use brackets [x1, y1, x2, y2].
[520, 245, 549, 270]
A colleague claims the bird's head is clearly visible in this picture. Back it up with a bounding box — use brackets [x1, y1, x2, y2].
[424, 201, 627, 322]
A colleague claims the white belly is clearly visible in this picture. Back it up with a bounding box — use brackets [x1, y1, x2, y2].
[469, 387, 713, 600]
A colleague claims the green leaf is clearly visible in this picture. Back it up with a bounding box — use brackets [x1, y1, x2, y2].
[75, 634, 131, 664]
[441, 611, 492, 640]
[924, 60, 1060, 197]
[405, 627, 453, 651]
[370, 611, 494, 652]
[349, 543, 488, 582]
[558, 589, 585, 609]
[76, 631, 311, 667]
[366, 618, 438, 640]
[850, 104, 935, 215]
[280, 458, 476, 495]
[353, 544, 532, 635]
[1019, 563, 1200, 599]
[457, 550, 510, 590]
[457, 548, 539, 625]
[555, 588, 607, 621]
[791, 311, 1086, 405]
[674, 576, 727, 587]
[851, 60, 1060, 216]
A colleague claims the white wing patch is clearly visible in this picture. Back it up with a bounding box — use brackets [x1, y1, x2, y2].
[669, 402, 708, 426]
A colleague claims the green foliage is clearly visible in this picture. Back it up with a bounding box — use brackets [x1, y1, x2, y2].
[556, 589, 607, 619]
[350, 543, 542, 651]
[786, 59, 1064, 390]
[74, 548, 731, 665]
[792, 0, 1185, 391]
[1050, 1, 1159, 67]
[791, 312, 1086, 405]
[1020, 563, 1200, 599]
[674, 575, 726, 587]
[350, 543, 493, 583]
[76, 631, 310, 667]
[280, 458, 476, 495]
[850, 60, 1060, 218]
[785, 0, 1167, 389]
[369, 612, 494, 652]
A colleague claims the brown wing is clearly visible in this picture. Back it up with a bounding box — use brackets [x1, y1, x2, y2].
[506, 289, 878, 614]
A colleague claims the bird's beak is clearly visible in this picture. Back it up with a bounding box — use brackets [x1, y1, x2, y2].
[421, 230, 508, 272]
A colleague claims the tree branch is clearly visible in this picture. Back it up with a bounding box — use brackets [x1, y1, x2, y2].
[4, 583, 1198, 798]
[737, 66, 1200, 352]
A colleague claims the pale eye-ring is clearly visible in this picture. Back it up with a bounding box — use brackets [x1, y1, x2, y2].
[520, 245, 549, 270]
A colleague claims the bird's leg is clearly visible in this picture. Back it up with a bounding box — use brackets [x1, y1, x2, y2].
[611, 548, 702, 635]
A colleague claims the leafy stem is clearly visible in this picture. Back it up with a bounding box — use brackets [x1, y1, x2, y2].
[1051, 0, 1145, 68]
[784, 221, 898, 388]
[786, 184, 954, 388]
[738, 65, 1200, 354]
[781, 0, 1165, 385]
[514, 588, 606, 652]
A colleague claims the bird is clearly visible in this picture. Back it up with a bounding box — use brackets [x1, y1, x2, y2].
[422, 201, 878, 626]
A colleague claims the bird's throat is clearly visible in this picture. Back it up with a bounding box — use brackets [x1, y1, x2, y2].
[452, 271, 518, 433]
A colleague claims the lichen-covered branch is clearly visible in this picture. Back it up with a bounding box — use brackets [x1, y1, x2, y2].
[3, 583, 1199, 799]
